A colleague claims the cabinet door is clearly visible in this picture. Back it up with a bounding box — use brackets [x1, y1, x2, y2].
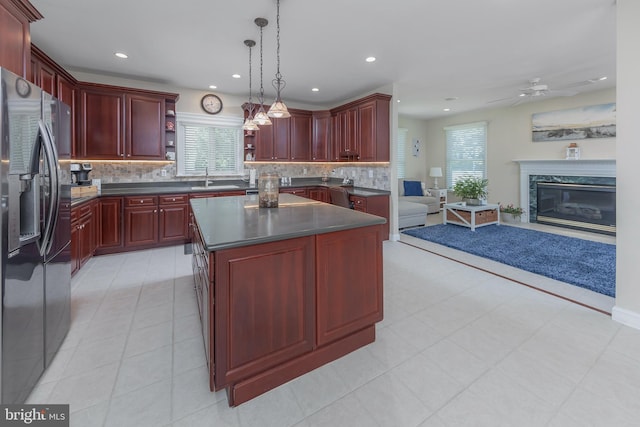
[97, 197, 123, 250]
[272, 117, 291, 160]
[214, 236, 315, 386]
[345, 108, 358, 154]
[316, 226, 383, 346]
[159, 204, 189, 243]
[79, 214, 93, 267]
[70, 210, 80, 275]
[125, 207, 158, 247]
[280, 187, 309, 198]
[254, 124, 274, 160]
[57, 75, 77, 158]
[357, 102, 376, 161]
[309, 187, 329, 203]
[38, 61, 57, 96]
[0, 0, 31, 77]
[290, 113, 311, 161]
[126, 93, 165, 160]
[80, 88, 124, 159]
[311, 112, 331, 161]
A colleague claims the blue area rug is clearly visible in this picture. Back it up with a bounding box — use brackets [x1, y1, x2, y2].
[403, 224, 616, 297]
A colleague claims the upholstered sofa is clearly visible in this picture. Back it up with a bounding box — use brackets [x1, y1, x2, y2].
[398, 179, 440, 228]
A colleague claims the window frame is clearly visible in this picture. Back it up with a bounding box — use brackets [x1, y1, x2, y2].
[444, 121, 488, 189]
[175, 112, 244, 177]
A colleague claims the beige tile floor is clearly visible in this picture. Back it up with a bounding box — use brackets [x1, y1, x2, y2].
[26, 223, 640, 427]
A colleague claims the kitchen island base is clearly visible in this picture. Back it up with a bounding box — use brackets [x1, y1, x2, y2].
[190, 195, 385, 407]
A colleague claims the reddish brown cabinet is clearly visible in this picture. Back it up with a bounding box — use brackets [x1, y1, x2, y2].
[124, 196, 159, 247]
[71, 199, 97, 276]
[308, 187, 330, 203]
[311, 111, 332, 161]
[126, 93, 166, 159]
[290, 111, 312, 161]
[331, 93, 391, 162]
[279, 187, 309, 198]
[159, 194, 189, 243]
[0, 0, 41, 78]
[96, 197, 124, 254]
[350, 193, 389, 239]
[78, 83, 177, 160]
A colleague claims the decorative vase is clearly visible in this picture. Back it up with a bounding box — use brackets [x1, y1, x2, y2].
[501, 213, 520, 223]
[465, 198, 482, 206]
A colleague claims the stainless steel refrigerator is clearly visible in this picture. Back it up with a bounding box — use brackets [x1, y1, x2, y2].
[0, 67, 71, 404]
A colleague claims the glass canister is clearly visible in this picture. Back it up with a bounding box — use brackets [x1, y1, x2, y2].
[258, 172, 279, 208]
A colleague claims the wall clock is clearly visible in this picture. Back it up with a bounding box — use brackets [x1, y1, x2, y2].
[201, 94, 223, 114]
[16, 78, 31, 98]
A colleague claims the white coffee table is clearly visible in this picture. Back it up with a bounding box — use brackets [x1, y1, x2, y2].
[443, 202, 500, 231]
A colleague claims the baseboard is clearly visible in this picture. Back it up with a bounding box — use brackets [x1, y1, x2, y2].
[612, 306, 640, 330]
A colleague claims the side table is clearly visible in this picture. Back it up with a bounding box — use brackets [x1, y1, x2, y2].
[428, 188, 447, 211]
[443, 202, 500, 231]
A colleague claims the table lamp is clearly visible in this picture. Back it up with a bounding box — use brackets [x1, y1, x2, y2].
[429, 167, 443, 189]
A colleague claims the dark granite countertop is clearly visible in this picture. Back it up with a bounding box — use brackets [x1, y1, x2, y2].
[83, 178, 390, 198]
[191, 193, 386, 251]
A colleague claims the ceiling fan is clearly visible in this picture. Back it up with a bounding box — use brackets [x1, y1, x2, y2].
[487, 77, 581, 105]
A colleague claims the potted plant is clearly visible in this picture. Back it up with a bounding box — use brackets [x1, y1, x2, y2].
[500, 203, 525, 223]
[452, 176, 489, 205]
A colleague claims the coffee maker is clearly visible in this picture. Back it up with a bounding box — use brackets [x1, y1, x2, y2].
[70, 163, 92, 186]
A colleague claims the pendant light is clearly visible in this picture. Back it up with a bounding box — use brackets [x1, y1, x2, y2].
[253, 17, 272, 126]
[242, 39, 260, 131]
[267, 0, 290, 118]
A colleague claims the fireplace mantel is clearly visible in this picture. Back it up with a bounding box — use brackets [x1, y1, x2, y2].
[514, 159, 616, 222]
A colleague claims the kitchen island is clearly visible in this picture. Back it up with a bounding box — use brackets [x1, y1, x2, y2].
[190, 194, 385, 406]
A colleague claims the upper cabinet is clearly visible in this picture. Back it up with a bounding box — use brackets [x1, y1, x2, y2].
[78, 83, 178, 160]
[244, 106, 311, 161]
[311, 111, 331, 162]
[243, 94, 390, 163]
[0, 0, 42, 77]
[330, 93, 391, 162]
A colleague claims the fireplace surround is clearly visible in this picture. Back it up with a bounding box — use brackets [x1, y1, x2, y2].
[515, 160, 616, 233]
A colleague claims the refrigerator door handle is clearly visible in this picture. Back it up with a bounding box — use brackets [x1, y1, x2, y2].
[38, 120, 60, 256]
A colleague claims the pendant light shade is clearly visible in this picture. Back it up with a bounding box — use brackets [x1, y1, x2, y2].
[254, 17, 272, 126]
[242, 39, 260, 131]
[267, 0, 290, 119]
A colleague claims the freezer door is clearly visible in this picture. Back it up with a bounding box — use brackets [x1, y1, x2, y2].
[44, 241, 71, 367]
[1, 243, 45, 404]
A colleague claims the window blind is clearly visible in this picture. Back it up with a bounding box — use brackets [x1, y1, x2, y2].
[445, 121, 487, 189]
[397, 128, 408, 179]
[176, 113, 243, 176]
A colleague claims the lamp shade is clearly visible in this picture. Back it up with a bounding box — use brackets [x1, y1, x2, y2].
[429, 167, 443, 178]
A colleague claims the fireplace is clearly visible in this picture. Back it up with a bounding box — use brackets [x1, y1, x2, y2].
[536, 182, 616, 235]
[515, 159, 616, 234]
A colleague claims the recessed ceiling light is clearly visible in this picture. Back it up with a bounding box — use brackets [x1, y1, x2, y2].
[599, 76, 607, 81]
[311, 88, 319, 92]
[232, 74, 241, 79]
[397, 99, 401, 103]
[209, 85, 217, 89]
[443, 108, 451, 112]
[114, 52, 128, 59]
[365, 56, 376, 63]
[519, 93, 527, 97]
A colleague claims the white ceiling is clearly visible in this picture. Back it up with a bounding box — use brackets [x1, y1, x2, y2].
[29, 0, 617, 119]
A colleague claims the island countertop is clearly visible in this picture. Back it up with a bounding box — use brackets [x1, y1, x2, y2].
[190, 193, 386, 251]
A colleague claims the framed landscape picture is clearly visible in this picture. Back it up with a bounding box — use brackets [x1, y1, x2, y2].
[532, 103, 616, 142]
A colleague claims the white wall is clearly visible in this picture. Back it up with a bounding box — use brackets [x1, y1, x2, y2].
[402, 88, 616, 208]
[613, 0, 640, 328]
[398, 115, 430, 183]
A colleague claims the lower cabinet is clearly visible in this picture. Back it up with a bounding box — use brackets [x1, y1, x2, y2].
[308, 187, 329, 203]
[351, 194, 390, 239]
[279, 187, 309, 198]
[71, 199, 96, 276]
[96, 197, 124, 253]
[124, 194, 189, 248]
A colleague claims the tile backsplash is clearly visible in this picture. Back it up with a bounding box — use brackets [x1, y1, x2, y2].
[88, 162, 392, 190]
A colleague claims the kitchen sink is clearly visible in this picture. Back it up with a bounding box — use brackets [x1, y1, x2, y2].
[190, 185, 241, 190]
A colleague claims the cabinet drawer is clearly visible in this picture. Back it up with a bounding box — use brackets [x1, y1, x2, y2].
[125, 196, 158, 207]
[159, 194, 188, 205]
[351, 196, 367, 211]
